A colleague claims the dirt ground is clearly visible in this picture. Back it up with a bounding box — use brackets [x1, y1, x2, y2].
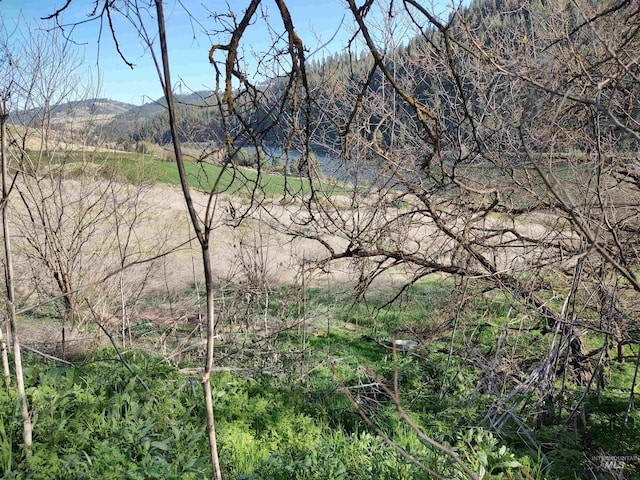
[7, 176, 571, 353]
[8, 181, 371, 352]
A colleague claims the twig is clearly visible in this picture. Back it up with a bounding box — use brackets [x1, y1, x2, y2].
[179, 366, 252, 375]
[330, 359, 448, 480]
[387, 341, 481, 480]
[21, 345, 73, 365]
[624, 342, 640, 428]
[85, 300, 150, 392]
[164, 339, 207, 361]
[15, 238, 197, 317]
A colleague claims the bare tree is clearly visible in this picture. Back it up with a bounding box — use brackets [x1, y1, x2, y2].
[42, 1, 285, 476]
[0, 26, 33, 455]
[49, 1, 330, 475]
[281, 0, 640, 432]
[187, 0, 640, 455]
[1, 23, 156, 359]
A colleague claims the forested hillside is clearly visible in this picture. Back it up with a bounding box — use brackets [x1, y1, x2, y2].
[99, 0, 640, 160]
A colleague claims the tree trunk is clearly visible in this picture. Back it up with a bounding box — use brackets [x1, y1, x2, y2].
[1, 103, 33, 454]
[0, 316, 9, 388]
[153, 2, 222, 478]
[569, 333, 592, 386]
[60, 291, 76, 359]
[202, 244, 222, 480]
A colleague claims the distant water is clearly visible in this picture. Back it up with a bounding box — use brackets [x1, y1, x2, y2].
[262, 145, 384, 185]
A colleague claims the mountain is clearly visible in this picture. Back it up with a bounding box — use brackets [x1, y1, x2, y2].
[113, 90, 216, 121]
[13, 98, 136, 127]
[10, 91, 219, 146]
[18, 0, 629, 156]
[60, 98, 134, 119]
[102, 91, 220, 145]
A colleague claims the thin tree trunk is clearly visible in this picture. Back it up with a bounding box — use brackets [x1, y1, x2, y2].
[153, 2, 222, 478]
[0, 315, 9, 388]
[1, 104, 33, 453]
[202, 245, 222, 479]
[120, 272, 128, 347]
[60, 293, 76, 359]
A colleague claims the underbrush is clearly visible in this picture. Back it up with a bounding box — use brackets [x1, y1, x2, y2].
[2, 279, 638, 478]
[0, 349, 541, 479]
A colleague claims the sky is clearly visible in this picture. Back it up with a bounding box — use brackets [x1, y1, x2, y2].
[1, 0, 462, 105]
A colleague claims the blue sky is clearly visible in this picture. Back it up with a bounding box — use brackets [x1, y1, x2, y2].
[1, 1, 462, 105]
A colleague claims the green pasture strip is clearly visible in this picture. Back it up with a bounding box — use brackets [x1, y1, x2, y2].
[113, 157, 314, 196]
[22, 149, 601, 202]
[22, 149, 156, 164]
[21, 149, 350, 197]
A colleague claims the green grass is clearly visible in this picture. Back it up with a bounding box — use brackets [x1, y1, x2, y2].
[1, 348, 537, 479]
[18, 148, 352, 197]
[6, 275, 639, 479]
[113, 157, 305, 196]
[1, 277, 553, 479]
